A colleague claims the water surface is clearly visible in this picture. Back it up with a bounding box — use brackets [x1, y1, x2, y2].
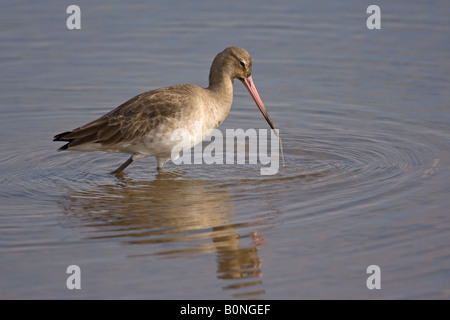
[1, 0, 450, 299]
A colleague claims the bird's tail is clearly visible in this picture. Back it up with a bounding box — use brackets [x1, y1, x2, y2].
[53, 117, 107, 151]
[53, 131, 72, 151]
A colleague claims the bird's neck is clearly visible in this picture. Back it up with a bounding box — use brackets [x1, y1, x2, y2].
[207, 67, 234, 106]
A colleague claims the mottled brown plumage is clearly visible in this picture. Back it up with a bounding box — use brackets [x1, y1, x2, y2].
[54, 47, 279, 173]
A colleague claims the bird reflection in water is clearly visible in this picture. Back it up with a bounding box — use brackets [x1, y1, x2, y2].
[61, 170, 265, 298]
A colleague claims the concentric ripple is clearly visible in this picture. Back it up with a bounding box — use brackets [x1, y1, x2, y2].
[1, 100, 448, 299]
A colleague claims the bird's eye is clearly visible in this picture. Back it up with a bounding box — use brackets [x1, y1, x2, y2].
[240, 61, 246, 68]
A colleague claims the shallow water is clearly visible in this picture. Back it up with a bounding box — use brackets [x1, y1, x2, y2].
[1, 1, 450, 299]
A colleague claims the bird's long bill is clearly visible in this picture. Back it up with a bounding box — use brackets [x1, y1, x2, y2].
[240, 75, 276, 130]
[241, 75, 285, 167]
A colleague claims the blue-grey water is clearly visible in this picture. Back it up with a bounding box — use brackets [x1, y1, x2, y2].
[1, 0, 449, 299]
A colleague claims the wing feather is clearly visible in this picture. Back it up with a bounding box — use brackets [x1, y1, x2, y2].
[54, 85, 199, 151]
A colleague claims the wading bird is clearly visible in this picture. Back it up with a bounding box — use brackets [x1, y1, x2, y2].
[54, 47, 282, 174]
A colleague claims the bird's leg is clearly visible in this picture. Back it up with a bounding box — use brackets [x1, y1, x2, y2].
[110, 156, 134, 174]
[156, 156, 170, 171]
